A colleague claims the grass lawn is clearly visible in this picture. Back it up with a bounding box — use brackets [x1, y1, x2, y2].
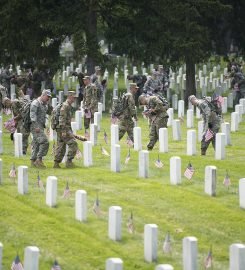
[0, 93, 245, 269]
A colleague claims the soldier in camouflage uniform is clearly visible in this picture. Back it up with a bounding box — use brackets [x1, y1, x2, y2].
[118, 83, 138, 142]
[53, 91, 78, 168]
[0, 83, 8, 111]
[82, 76, 98, 133]
[143, 70, 162, 95]
[2, 94, 30, 154]
[189, 95, 222, 155]
[138, 94, 169, 150]
[30, 89, 52, 168]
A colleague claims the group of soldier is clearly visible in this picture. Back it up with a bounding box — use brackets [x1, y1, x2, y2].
[1, 59, 243, 169]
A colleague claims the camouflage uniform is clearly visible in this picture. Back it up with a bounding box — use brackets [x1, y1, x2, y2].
[82, 83, 98, 130]
[30, 98, 50, 161]
[143, 77, 162, 95]
[54, 100, 78, 163]
[11, 98, 30, 154]
[118, 92, 137, 142]
[146, 95, 169, 150]
[0, 84, 8, 110]
[197, 99, 222, 154]
[91, 73, 103, 102]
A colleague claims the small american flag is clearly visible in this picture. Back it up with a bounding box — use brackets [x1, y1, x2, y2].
[75, 149, 83, 160]
[11, 255, 24, 270]
[103, 130, 108, 144]
[126, 137, 134, 147]
[51, 260, 61, 270]
[101, 146, 110, 156]
[163, 231, 171, 254]
[205, 129, 214, 142]
[184, 163, 194, 180]
[213, 93, 224, 106]
[37, 171, 45, 191]
[223, 171, 231, 188]
[204, 247, 213, 269]
[155, 154, 163, 168]
[125, 149, 131, 164]
[93, 194, 100, 216]
[127, 211, 134, 234]
[63, 182, 70, 199]
[4, 118, 16, 133]
[9, 163, 16, 178]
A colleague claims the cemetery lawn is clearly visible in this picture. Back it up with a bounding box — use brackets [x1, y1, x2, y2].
[0, 110, 245, 270]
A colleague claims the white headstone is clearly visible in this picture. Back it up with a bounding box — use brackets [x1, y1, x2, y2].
[215, 133, 225, 160]
[59, 91, 64, 103]
[62, 71, 67, 81]
[204, 166, 216, 196]
[227, 93, 233, 108]
[111, 144, 120, 172]
[111, 124, 119, 146]
[75, 190, 87, 222]
[235, 104, 243, 123]
[0, 116, 2, 131]
[222, 97, 228, 114]
[186, 109, 194, 128]
[108, 206, 122, 241]
[14, 133, 23, 157]
[221, 122, 231, 146]
[155, 265, 174, 270]
[139, 150, 149, 178]
[46, 176, 57, 207]
[0, 131, 2, 154]
[18, 166, 28, 195]
[133, 127, 142, 151]
[75, 111, 83, 130]
[172, 94, 178, 110]
[159, 128, 168, 153]
[170, 156, 181, 185]
[24, 246, 39, 270]
[183, 236, 198, 270]
[94, 112, 101, 132]
[167, 108, 174, 126]
[98, 102, 103, 116]
[187, 130, 196, 156]
[106, 258, 123, 270]
[231, 112, 239, 132]
[239, 98, 245, 114]
[229, 243, 245, 270]
[83, 141, 93, 167]
[172, 120, 181, 141]
[178, 100, 185, 118]
[144, 224, 158, 263]
[90, 124, 98, 146]
[52, 97, 57, 108]
[239, 178, 245, 209]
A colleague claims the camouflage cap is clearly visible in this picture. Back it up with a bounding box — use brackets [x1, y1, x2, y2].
[83, 75, 90, 80]
[67, 91, 76, 97]
[42, 89, 52, 97]
[188, 95, 196, 102]
[2, 97, 10, 105]
[129, 83, 137, 88]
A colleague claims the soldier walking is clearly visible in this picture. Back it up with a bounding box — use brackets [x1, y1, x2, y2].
[138, 94, 169, 150]
[30, 89, 52, 168]
[53, 91, 78, 168]
[189, 95, 222, 155]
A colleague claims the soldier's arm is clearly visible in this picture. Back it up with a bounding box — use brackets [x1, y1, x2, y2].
[127, 95, 136, 117]
[59, 105, 68, 131]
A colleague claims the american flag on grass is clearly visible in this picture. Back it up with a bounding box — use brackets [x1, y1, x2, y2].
[205, 129, 214, 142]
[101, 145, 110, 156]
[155, 154, 163, 168]
[125, 149, 131, 164]
[213, 93, 224, 106]
[9, 163, 16, 178]
[184, 162, 195, 180]
[11, 255, 24, 270]
[93, 194, 100, 216]
[103, 130, 108, 144]
[163, 231, 171, 254]
[51, 260, 61, 270]
[127, 211, 134, 234]
[37, 171, 45, 191]
[63, 182, 70, 199]
[204, 246, 213, 269]
[223, 170, 231, 188]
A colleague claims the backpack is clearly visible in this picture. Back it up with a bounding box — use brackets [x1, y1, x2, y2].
[111, 93, 129, 117]
[20, 99, 32, 132]
[203, 97, 222, 116]
[50, 103, 63, 130]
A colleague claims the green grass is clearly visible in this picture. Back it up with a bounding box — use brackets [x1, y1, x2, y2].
[0, 103, 245, 269]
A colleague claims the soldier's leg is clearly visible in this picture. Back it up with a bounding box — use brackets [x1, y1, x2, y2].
[201, 135, 212, 155]
[147, 124, 157, 150]
[127, 121, 135, 142]
[30, 131, 38, 161]
[119, 121, 126, 141]
[22, 130, 30, 154]
[54, 133, 66, 163]
[66, 137, 78, 161]
[36, 131, 49, 159]
[84, 117, 90, 130]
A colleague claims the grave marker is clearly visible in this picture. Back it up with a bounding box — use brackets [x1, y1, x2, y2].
[170, 156, 181, 185]
[75, 190, 87, 222]
[204, 166, 216, 196]
[183, 237, 198, 270]
[24, 246, 39, 270]
[18, 166, 28, 195]
[108, 206, 122, 241]
[46, 176, 57, 207]
[144, 224, 158, 263]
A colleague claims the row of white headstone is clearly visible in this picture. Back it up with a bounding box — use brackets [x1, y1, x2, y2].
[0, 230, 244, 269]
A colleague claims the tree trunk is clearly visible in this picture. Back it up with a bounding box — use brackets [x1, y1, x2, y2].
[185, 55, 196, 105]
[86, 0, 97, 75]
